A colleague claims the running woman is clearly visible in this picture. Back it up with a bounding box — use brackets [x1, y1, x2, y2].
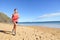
[12, 8, 19, 35]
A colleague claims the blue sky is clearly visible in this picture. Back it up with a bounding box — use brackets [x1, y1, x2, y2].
[0, 0, 60, 22]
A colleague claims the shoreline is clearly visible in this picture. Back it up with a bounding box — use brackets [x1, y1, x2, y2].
[18, 24, 60, 29]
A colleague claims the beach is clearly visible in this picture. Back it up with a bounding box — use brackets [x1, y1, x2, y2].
[0, 23, 60, 40]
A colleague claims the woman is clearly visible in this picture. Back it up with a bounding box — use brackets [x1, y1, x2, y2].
[12, 9, 19, 35]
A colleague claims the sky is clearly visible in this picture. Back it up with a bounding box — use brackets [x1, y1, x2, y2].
[0, 0, 60, 22]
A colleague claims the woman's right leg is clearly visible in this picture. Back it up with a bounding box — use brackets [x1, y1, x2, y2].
[13, 22, 16, 33]
[12, 21, 16, 35]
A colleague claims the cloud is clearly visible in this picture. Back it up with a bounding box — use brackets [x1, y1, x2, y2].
[39, 13, 60, 18]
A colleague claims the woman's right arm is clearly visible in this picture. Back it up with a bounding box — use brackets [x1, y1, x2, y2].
[12, 14, 14, 18]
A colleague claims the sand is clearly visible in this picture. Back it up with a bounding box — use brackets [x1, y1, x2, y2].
[0, 23, 60, 40]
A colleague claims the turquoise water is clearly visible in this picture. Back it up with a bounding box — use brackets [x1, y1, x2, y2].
[18, 21, 60, 28]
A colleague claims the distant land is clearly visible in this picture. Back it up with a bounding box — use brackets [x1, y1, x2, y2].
[0, 12, 12, 23]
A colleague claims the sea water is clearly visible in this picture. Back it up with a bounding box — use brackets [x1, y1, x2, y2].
[18, 21, 60, 28]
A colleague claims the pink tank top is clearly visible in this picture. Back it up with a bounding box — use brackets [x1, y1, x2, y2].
[12, 13, 19, 20]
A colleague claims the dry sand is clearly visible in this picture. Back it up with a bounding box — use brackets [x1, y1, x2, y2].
[0, 23, 60, 40]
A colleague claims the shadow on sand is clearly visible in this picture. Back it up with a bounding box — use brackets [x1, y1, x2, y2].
[0, 30, 12, 34]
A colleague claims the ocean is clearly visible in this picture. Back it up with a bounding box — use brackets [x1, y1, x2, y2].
[18, 21, 60, 28]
